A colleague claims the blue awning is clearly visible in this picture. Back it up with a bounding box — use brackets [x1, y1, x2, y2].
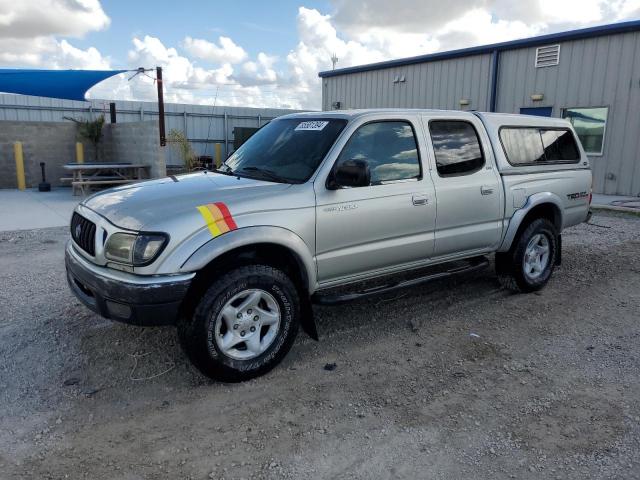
[0, 69, 127, 101]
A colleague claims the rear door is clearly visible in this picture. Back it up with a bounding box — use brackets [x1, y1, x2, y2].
[422, 113, 503, 258]
[314, 115, 436, 283]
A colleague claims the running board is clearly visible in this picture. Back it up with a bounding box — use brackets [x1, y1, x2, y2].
[312, 256, 490, 306]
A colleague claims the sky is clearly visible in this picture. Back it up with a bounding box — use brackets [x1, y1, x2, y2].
[0, 0, 639, 110]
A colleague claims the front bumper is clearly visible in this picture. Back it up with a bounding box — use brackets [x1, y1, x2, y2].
[65, 242, 194, 326]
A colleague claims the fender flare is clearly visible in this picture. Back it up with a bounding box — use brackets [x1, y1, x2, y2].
[498, 192, 564, 252]
[180, 226, 317, 293]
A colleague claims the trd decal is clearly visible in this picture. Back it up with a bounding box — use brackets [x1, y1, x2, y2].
[566, 192, 589, 200]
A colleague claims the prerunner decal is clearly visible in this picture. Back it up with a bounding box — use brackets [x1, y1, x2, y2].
[197, 202, 238, 237]
[295, 120, 329, 131]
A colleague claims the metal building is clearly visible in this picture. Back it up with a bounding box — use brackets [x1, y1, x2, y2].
[0, 94, 303, 164]
[319, 20, 640, 196]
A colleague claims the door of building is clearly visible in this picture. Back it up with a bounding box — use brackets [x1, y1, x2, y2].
[520, 107, 553, 117]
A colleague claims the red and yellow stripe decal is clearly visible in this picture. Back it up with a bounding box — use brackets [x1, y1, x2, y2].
[197, 202, 238, 238]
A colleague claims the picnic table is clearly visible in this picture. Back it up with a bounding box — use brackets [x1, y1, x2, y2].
[62, 162, 150, 195]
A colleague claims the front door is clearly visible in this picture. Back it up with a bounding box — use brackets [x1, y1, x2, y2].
[424, 115, 503, 257]
[315, 118, 436, 284]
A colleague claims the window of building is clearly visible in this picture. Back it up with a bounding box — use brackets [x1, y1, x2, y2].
[499, 127, 580, 165]
[562, 107, 608, 155]
[337, 121, 421, 184]
[429, 121, 485, 176]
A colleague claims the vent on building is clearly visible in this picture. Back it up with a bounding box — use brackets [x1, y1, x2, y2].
[535, 44, 560, 68]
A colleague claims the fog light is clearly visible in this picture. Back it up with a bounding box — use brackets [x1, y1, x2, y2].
[106, 300, 132, 319]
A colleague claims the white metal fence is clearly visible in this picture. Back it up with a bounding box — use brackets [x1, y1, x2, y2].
[0, 94, 306, 165]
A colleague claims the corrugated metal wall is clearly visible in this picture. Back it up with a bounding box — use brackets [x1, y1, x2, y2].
[322, 54, 493, 112]
[497, 31, 640, 195]
[0, 95, 305, 165]
[321, 30, 640, 195]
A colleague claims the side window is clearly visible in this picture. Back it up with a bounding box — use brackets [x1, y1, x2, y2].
[500, 128, 545, 164]
[500, 127, 580, 165]
[429, 121, 485, 177]
[337, 121, 421, 184]
[541, 129, 580, 161]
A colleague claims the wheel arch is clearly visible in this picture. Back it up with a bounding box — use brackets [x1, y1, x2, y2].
[498, 192, 563, 252]
[182, 226, 315, 288]
[179, 227, 319, 340]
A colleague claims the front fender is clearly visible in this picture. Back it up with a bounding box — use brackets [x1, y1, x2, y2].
[498, 192, 564, 252]
[179, 226, 318, 293]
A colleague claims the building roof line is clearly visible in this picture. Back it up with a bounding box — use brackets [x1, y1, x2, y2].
[318, 19, 640, 78]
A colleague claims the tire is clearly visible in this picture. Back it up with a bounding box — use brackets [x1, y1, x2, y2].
[178, 265, 300, 382]
[496, 218, 558, 293]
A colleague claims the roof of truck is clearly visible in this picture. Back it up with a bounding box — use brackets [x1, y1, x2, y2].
[278, 109, 573, 128]
[476, 111, 572, 129]
[278, 108, 478, 120]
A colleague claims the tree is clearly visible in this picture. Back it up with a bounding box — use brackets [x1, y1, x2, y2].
[167, 129, 198, 171]
[65, 115, 105, 161]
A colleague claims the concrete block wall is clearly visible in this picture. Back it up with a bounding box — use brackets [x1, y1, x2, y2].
[109, 121, 164, 179]
[0, 121, 79, 189]
[0, 120, 163, 189]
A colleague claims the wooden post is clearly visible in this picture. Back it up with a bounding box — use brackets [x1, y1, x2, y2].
[156, 66, 166, 146]
[14, 142, 25, 190]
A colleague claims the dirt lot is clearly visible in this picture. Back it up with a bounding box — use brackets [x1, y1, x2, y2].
[1, 211, 639, 480]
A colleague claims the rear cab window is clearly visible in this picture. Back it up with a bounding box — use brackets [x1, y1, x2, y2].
[499, 127, 580, 166]
[429, 120, 485, 176]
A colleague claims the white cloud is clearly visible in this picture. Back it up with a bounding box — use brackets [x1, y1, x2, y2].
[183, 36, 248, 64]
[1, 0, 640, 110]
[0, 0, 109, 38]
[0, 0, 111, 69]
[237, 52, 278, 85]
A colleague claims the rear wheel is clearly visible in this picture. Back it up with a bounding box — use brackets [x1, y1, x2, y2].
[178, 265, 300, 382]
[496, 218, 558, 292]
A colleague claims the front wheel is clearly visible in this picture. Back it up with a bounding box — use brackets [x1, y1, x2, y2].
[178, 265, 300, 382]
[496, 218, 558, 293]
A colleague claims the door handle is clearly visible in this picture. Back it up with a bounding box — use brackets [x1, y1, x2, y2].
[480, 186, 494, 195]
[412, 195, 428, 206]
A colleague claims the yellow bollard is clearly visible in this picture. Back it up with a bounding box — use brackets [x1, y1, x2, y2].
[76, 142, 84, 163]
[214, 143, 222, 168]
[14, 142, 25, 190]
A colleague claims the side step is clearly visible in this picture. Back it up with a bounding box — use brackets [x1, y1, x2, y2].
[312, 256, 490, 306]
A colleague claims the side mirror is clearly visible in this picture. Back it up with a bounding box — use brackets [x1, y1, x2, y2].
[329, 159, 371, 189]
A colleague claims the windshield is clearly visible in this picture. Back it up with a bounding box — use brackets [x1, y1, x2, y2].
[223, 118, 347, 183]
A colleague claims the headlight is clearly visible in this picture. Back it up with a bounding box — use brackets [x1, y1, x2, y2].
[104, 233, 168, 265]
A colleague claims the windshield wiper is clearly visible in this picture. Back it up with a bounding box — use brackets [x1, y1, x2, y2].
[238, 166, 290, 183]
[211, 165, 236, 176]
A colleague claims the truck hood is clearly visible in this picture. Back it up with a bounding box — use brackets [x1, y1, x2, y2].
[82, 172, 294, 230]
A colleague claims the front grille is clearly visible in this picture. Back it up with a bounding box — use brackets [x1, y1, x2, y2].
[71, 212, 96, 256]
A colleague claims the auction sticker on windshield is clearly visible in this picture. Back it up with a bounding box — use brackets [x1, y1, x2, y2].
[295, 121, 329, 131]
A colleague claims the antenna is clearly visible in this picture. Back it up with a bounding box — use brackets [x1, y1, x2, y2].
[331, 53, 338, 70]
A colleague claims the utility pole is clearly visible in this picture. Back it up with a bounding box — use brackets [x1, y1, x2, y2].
[331, 53, 338, 70]
[156, 66, 166, 146]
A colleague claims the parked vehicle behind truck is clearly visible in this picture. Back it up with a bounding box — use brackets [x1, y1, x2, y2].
[65, 109, 592, 381]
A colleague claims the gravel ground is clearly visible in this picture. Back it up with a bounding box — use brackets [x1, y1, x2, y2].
[1, 211, 639, 480]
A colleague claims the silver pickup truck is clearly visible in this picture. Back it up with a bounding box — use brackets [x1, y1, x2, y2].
[66, 109, 592, 381]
